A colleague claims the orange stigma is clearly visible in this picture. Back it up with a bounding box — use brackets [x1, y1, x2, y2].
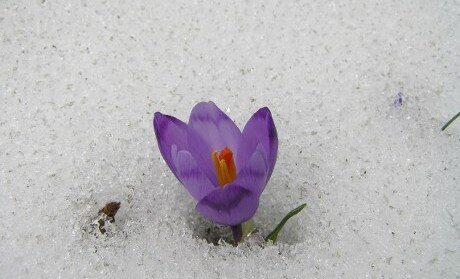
[212, 147, 237, 187]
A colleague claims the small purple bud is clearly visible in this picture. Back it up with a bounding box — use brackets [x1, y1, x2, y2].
[394, 92, 403, 107]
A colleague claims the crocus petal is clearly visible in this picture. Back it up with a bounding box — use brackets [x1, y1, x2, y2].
[188, 101, 242, 155]
[196, 184, 259, 226]
[234, 147, 268, 196]
[186, 127, 219, 186]
[237, 107, 278, 180]
[175, 150, 216, 201]
[153, 112, 188, 179]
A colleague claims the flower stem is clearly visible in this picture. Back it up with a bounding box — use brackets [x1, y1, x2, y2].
[231, 224, 243, 244]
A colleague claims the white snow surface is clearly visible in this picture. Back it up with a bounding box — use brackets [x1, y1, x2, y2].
[1, 0, 459, 278]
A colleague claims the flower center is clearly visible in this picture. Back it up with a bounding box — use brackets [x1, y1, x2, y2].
[212, 147, 237, 187]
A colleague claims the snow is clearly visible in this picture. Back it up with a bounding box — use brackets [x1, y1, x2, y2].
[1, 0, 459, 278]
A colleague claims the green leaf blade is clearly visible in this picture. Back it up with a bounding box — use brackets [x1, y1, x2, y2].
[441, 112, 460, 131]
[241, 219, 255, 239]
[265, 203, 307, 243]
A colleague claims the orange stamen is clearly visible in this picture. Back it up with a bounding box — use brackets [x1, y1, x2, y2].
[212, 147, 237, 187]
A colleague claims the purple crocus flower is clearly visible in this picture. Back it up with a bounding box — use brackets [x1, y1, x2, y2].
[153, 101, 277, 227]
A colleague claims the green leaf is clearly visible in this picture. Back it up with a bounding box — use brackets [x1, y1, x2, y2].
[265, 203, 307, 243]
[231, 219, 255, 244]
[441, 112, 460, 131]
[241, 219, 255, 238]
